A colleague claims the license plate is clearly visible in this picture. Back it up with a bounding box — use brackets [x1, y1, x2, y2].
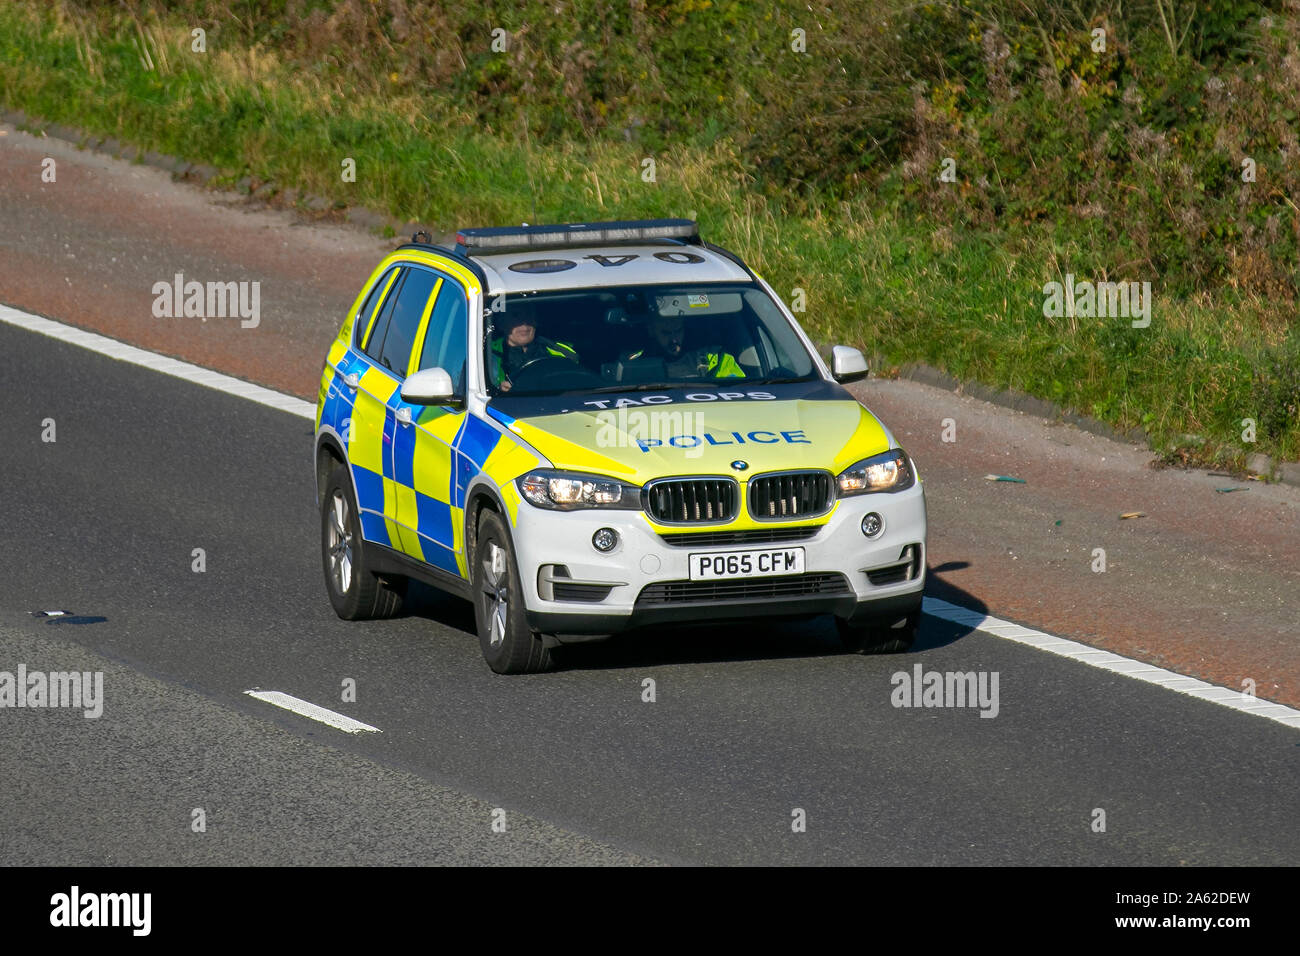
[688, 547, 806, 581]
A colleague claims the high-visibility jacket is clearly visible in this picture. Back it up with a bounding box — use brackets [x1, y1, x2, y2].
[623, 346, 746, 378]
[491, 336, 579, 382]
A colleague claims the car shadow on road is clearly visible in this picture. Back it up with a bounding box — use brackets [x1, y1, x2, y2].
[549, 561, 993, 672]
[399, 581, 478, 634]
[395, 563, 992, 671]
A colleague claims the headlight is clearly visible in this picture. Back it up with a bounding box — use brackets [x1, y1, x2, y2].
[836, 449, 914, 496]
[517, 470, 642, 510]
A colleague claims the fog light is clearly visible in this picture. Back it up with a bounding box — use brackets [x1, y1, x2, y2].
[861, 512, 884, 538]
[592, 528, 619, 552]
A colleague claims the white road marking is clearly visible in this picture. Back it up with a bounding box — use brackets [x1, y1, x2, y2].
[923, 597, 1300, 730]
[5, 302, 1297, 730]
[244, 691, 381, 734]
[0, 304, 315, 420]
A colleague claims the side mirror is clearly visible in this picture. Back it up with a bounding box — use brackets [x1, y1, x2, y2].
[400, 367, 458, 406]
[831, 345, 868, 384]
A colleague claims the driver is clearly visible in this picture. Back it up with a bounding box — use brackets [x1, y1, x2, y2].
[622, 314, 745, 378]
[491, 306, 579, 392]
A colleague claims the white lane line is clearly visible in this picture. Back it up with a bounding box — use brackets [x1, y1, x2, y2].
[244, 691, 381, 734]
[0, 304, 315, 420]
[922, 597, 1300, 730]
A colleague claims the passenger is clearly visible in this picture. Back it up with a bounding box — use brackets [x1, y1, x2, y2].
[622, 314, 745, 378]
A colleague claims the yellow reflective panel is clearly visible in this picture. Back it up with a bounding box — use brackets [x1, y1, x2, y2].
[508, 421, 632, 477]
[359, 366, 399, 402]
[380, 476, 403, 546]
[315, 367, 332, 431]
[393, 482, 424, 558]
[406, 251, 480, 295]
[450, 504, 467, 577]
[421, 411, 465, 443]
[341, 259, 390, 342]
[480, 437, 540, 487]
[501, 481, 523, 527]
[829, 406, 891, 474]
[326, 339, 348, 367]
[411, 427, 454, 506]
[348, 389, 388, 476]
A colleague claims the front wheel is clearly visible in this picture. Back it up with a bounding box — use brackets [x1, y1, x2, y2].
[836, 606, 919, 654]
[472, 509, 552, 674]
[321, 464, 404, 620]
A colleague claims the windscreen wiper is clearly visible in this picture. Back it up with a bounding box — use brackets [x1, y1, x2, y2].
[586, 382, 717, 393]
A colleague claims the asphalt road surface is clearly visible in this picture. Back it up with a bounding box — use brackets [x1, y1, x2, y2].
[1, 319, 1296, 866]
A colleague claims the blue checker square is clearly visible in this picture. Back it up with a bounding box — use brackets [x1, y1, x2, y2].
[422, 541, 460, 576]
[415, 491, 452, 546]
[457, 416, 501, 469]
[485, 405, 515, 428]
[320, 386, 340, 434]
[351, 466, 385, 516]
[393, 417, 416, 488]
[358, 510, 391, 547]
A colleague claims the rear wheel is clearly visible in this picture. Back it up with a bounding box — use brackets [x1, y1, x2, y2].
[472, 508, 552, 674]
[321, 463, 404, 620]
[836, 606, 919, 654]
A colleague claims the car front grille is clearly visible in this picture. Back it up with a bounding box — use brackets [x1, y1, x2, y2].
[644, 477, 739, 524]
[636, 572, 850, 606]
[747, 471, 834, 520]
[657, 526, 821, 548]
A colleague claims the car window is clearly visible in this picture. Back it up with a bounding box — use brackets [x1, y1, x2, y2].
[417, 275, 468, 395]
[362, 267, 405, 359]
[742, 288, 809, 375]
[357, 266, 402, 352]
[374, 267, 439, 377]
[484, 282, 816, 395]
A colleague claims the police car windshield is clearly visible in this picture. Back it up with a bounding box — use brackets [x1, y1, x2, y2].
[484, 282, 816, 396]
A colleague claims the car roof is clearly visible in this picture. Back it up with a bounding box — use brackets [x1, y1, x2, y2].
[469, 241, 752, 295]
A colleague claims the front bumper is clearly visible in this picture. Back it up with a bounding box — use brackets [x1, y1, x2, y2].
[511, 480, 927, 636]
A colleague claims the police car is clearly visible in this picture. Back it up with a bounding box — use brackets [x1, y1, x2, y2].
[314, 219, 926, 673]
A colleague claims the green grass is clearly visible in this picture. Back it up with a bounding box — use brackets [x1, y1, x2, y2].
[0, 1, 1295, 465]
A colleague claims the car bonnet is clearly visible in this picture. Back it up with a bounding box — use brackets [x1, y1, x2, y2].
[485, 380, 892, 484]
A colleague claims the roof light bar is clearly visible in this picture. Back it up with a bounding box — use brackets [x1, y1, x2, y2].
[456, 218, 699, 252]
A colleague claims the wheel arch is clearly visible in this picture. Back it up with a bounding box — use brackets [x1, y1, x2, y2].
[315, 431, 349, 505]
[463, 479, 509, 567]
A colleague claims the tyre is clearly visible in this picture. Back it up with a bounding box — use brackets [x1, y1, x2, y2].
[321, 463, 404, 620]
[472, 508, 552, 674]
[836, 605, 920, 654]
